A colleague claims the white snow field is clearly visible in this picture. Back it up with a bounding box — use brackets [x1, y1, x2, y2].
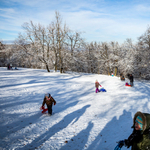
[0, 67, 150, 150]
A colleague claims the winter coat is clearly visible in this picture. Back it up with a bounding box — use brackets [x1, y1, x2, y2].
[95, 81, 100, 88]
[121, 75, 125, 81]
[125, 111, 150, 150]
[129, 75, 134, 82]
[42, 96, 56, 107]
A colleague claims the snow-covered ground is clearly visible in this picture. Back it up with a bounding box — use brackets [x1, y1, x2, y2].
[0, 67, 150, 150]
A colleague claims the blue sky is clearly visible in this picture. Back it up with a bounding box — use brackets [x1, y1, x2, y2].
[1, 0, 150, 44]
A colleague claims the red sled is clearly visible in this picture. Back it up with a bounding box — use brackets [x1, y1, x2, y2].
[42, 108, 48, 113]
[40, 106, 48, 113]
[125, 82, 131, 87]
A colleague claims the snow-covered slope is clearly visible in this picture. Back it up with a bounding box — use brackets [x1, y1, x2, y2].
[0, 67, 150, 150]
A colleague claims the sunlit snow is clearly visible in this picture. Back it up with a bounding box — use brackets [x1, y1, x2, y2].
[0, 67, 150, 150]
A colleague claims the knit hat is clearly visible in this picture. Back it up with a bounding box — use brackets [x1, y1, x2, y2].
[45, 93, 51, 97]
[135, 116, 143, 130]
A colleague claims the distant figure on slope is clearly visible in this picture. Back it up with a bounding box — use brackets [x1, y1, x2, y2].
[7, 64, 10, 70]
[40, 93, 56, 115]
[120, 73, 125, 81]
[129, 74, 134, 87]
[125, 82, 131, 87]
[95, 80, 102, 93]
[114, 111, 150, 150]
[15, 67, 18, 70]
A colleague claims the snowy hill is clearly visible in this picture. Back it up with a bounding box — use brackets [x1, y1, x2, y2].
[0, 67, 150, 150]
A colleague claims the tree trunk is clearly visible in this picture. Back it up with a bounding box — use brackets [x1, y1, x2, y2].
[107, 67, 110, 75]
[46, 64, 50, 72]
[55, 64, 57, 72]
[54, 53, 57, 72]
[60, 67, 63, 73]
[114, 67, 118, 76]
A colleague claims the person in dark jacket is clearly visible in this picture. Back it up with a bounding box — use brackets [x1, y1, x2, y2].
[129, 74, 134, 87]
[41, 93, 56, 115]
[114, 111, 150, 150]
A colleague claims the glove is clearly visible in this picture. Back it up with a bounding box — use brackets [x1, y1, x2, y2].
[40, 106, 45, 110]
[54, 103, 56, 105]
[118, 140, 125, 148]
[114, 140, 125, 150]
[114, 144, 121, 150]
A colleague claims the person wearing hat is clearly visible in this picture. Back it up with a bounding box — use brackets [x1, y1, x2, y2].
[114, 111, 150, 150]
[41, 93, 56, 115]
[95, 80, 102, 93]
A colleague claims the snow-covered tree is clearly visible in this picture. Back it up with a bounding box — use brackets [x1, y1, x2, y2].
[64, 30, 84, 71]
[118, 39, 136, 77]
[136, 26, 150, 79]
[0, 41, 6, 66]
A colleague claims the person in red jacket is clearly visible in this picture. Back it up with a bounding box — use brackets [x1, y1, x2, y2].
[41, 93, 56, 115]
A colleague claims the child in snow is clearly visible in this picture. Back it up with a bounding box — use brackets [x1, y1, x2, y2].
[125, 82, 131, 87]
[114, 111, 150, 150]
[41, 93, 56, 115]
[95, 80, 102, 93]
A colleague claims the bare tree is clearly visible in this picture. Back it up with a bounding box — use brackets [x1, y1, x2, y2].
[15, 21, 52, 72]
[84, 42, 97, 73]
[137, 26, 150, 79]
[98, 42, 111, 75]
[109, 41, 120, 76]
[118, 39, 136, 77]
[55, 11, 69, 73]
[0, 41, 6, 66]
[47, 11, 69, 73]
[65, 30, 84, 71]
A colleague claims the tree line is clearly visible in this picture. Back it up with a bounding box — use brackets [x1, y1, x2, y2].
[0, 11, 150, 79]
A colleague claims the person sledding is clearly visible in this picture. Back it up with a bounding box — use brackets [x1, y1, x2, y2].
[40, 93, 56, 115]
[95, 80, 102, 93]
[125, 82, 131, 87]
[114, 111, 150, 150]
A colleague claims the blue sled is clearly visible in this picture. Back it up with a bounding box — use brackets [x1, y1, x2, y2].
[99, 88, 107, 92]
